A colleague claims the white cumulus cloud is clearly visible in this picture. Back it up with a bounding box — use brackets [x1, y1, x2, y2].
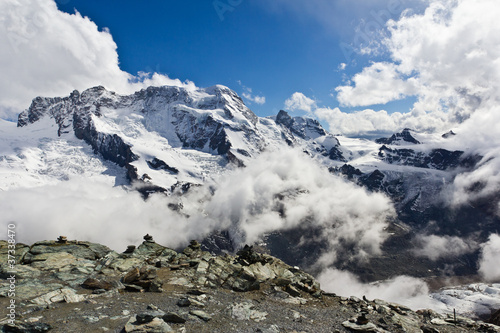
[336, 62, 417, 107]
[0, 0, 195, 120]
[336, 0, 500, 116]
[238, 81, 266, 105]
[319, 0, 500, 138]
[284, 92, 317, 113]
[242, 93, 266, 105]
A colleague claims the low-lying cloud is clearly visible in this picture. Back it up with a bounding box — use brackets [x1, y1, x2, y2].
[0, 179, 201, 251]
[439, 105, 500, 209]
[478, 234, 500, 281]
[202, 148, 395, 266]
[315, 106, 449, 137]
[413, 234, 478, 261]
[0, 148, 395, 269]
[317, 268, 445, 311]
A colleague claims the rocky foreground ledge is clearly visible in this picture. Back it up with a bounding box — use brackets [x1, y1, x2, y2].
[1, 236, 499, 333]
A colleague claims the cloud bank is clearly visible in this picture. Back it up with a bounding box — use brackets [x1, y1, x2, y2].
[435, 104, 500, 209]
[0, 148, 395, 268]
[315, 106, 449, 137]
[413, 234, 478, 261]
[478, 234, 500, 281]
[0, 0, 195, 119]
[317, 268, 444, 311]
[202, 148, 395, 266]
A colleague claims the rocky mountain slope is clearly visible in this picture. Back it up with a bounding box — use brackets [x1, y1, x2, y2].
[1, 236, 499, 333]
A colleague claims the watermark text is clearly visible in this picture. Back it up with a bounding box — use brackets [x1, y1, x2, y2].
[6, 223, 17, 324]
[213, 0, 244, 21]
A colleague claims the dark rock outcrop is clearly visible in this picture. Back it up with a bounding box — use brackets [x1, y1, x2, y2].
[378, 145, 469, 170]
[146, 158, 179, 174]
[491, 309, 500, 326]
[275, 110, 345, 162]
[376, 128, 420, 145]
[337, 164, 363, 179]
[276, 110, 326, 139]
[442, 130, 456, 138]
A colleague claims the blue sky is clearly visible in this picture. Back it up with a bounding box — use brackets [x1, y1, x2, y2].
[54, 0, 418, 117]
[2, 0, 495, 137]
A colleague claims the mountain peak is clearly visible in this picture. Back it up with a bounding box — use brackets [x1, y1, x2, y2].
[275, 110, 327, 140]
[375, 128, 420, 145]
[276, 110, 293, 127]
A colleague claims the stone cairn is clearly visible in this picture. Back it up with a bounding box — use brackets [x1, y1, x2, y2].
[124, 245, 136, 254]
[57, 236, 68, 244]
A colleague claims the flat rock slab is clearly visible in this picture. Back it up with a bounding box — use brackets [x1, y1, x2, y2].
[0, 281, 63, 300]
[190, 310, 212, 322]
[124, 316, 172, 333]
[231, 302, 268, 322]
[2, 321, 52, 333]
[162, 312, 186, 324]
[30, 287, 86, 306]
[342, 320, 390, 332]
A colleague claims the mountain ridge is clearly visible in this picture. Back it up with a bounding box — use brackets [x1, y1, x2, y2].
[1, 237, 499, 332]
[14, 85, 345, 193]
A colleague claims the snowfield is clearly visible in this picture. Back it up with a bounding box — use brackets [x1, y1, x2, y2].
[0, 118, 124, 190]
[431, 283, 500, 320]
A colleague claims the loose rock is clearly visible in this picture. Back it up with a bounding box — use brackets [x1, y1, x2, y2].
[189, 310, 212, 322]
[2, 322, 52, 333]
[162, 312, 187, 324]
[124, 316, 172, 333]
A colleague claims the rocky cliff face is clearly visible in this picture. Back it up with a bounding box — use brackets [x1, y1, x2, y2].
[275, 110, 345, 162]
[1, 237, 499, 333]
[378, 145, 471, 171]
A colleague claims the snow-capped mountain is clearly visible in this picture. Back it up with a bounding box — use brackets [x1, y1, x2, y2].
[8, 85, 344, 194]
